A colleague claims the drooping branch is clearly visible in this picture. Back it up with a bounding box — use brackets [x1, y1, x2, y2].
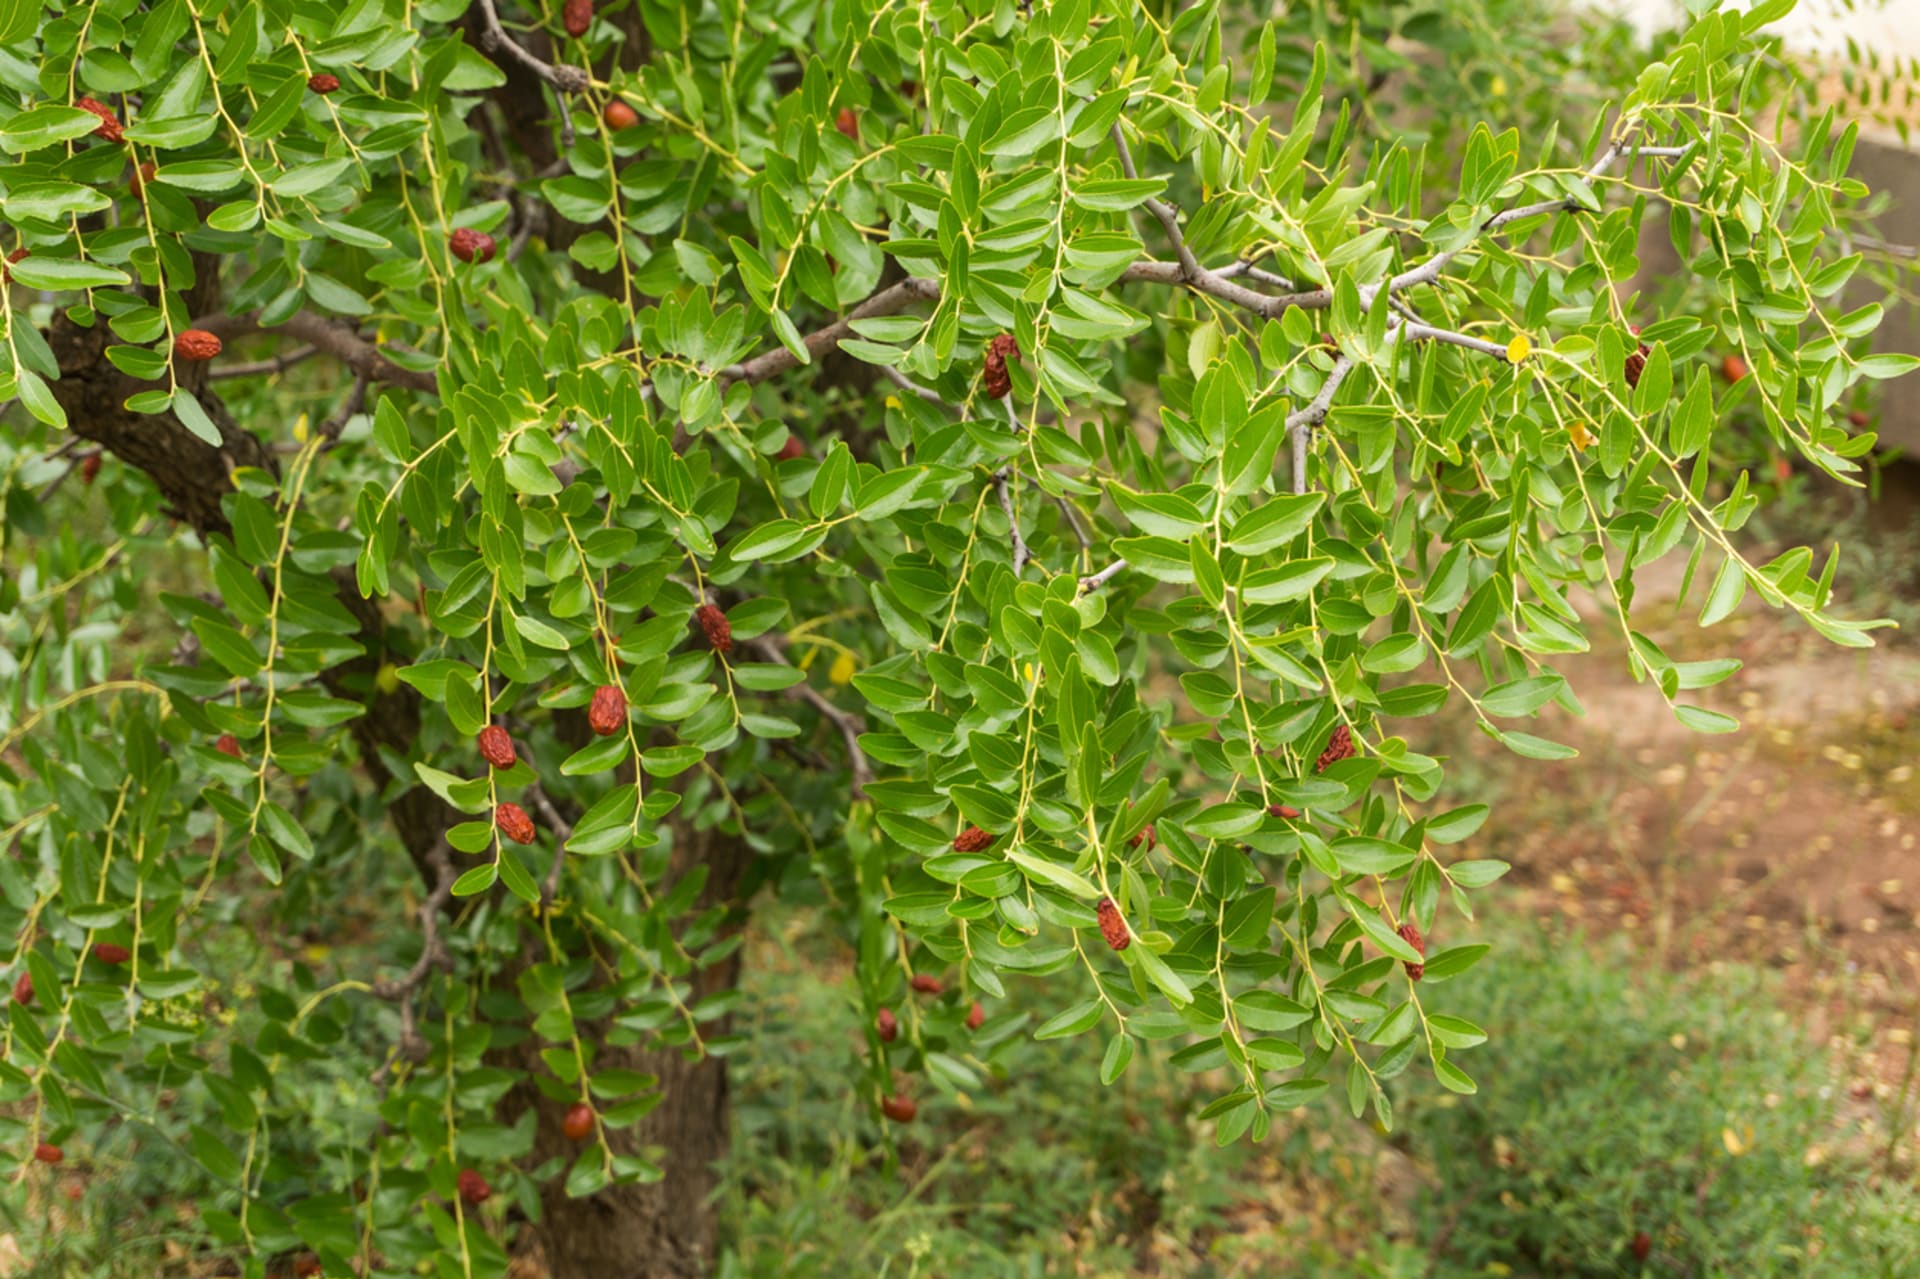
[369, 842, 456, 1074]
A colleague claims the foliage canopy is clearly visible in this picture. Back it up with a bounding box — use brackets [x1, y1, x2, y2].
[0, 0, 1908, 1274]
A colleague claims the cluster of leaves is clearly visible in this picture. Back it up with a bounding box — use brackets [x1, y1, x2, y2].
[0, 0, 1910, 1275]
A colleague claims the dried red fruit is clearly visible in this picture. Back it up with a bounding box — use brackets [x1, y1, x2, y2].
[1631, 1231, 1651, 1261]
[1772, 457, 1792, 483]
[33, 1142, 62, 1165]
[982, 333, 1019, 399]
[75, 97, 122, 142]
[308, 73, 340, 94]
[695, 603, 732, 655]
[587, 684, 627, 737]
[604, 100, 639, 131]
[1721, 353, 1748, 383]
[1096, 896, 1130, 951]
[952, 825, 994, 853]
[1315, 724, 1353, 772]
[130, 161, 157, 198]
[174, 329, 223, 362]
[1624, 326, 1650, 389]
[777, 435, 806, 461]
[448, 227, 496, 265]
[456, 1168, 491, 1206]
[563, 0, 592, 37]
[1268, 803, 1301, 819]
[561, 1103, 594, 1142]
[880, 1093, 916, 1123]
[12, 972, 31, 1005]
[215, 734, 243, 759]
[1128, 823, 1156, 852]
[63, 1180, 82, 1201]
[80, 453, 101, 485]
[293, 1255, 323, 1278]
[495, 801, 536, 845]
[1396, 920, 1426, 982]
[965, 1001, 984, 1031]
[909, 973, 942, 995]
[1848, 408, 1869, 427]
[477, 725, 517, 769]
[1, 247, 26, 285]
[93, 943, 130, 965]
[876, 1007, 898, 1042]
[834, 106, 858, 139]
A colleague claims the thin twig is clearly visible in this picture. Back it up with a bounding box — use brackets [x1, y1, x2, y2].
[994, 469, 1031, 575]
[317, 373, 370, 444]
[1079, 559, 1129, 594]
[369, 843, 456, 1077]
[880, 363, 944, 402]
[746, 635, 873, 800]
[208, 344, 319, 381]
[526, 785, 576, 909]
[474, 0, 589, 92]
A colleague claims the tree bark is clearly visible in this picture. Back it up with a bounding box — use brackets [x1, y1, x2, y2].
[508, 822, 752, 1279]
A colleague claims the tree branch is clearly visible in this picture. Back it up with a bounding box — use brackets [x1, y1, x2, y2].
[994, 469, 1032, 575]
[209, 344, 319, 381]
[475, 0, 589, 93]
[717, 277, 941, 385]
[196, 311, 438, 395]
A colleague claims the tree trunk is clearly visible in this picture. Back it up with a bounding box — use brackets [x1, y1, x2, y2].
[509, 822, 752, 1279]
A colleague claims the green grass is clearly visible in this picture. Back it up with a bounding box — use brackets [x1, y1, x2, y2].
[722, 912, 1920, 1278]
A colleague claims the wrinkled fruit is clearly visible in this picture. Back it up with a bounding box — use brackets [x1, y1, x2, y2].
[876, 1007, 898, 1042]
[880, 1094, 916, 1123]
[966, 1001, 984, 1031]
[1721, 354, 1749, 383]
[604, 100, 639, 131]
[1096, 897, 1130, 952]
[1631, 1231, 1652, 1261]
[563, 0, 592, 37]
[449, 227, 496, 265]
[293, 1255, 323, 1279]
[131, 161, 157, 197]
[456, 1168, 491, 1206]
[909, 973, 942, 995]
[561, 1103, 594, 1142]
[174, 329, 223, 362]
[1315, 724, 1354, 772]
[1268, 803, 1301, 819]
[1624, 325, 1650, 388]
[495, 802, 536, 845]
[308, 73, 340, 94]
[75, 97, 122, 142]
[695, 603, 732, 655]
[1396, 920, 1426, 981]
[11, 972, 30, 1005]
[2, 247, 26, 284]
[835, 107, 858, 139]
[215, 734, 243, 758]
[952, 824, 994, 852]
[33, 1143, 62, 1165]
[1849, 408, 1870, 427]
[80, 453, 101, 485]
[588, 684, 627, 736]
[93, 943, 130, 965]
[982, 333, 1020, 399]
[1128, 823, 1156, 852]
[477, 724, 517, 769]
[777, 435, 806, 461]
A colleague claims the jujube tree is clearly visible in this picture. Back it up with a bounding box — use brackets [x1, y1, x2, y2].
[0, 0, 1908, 1275]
